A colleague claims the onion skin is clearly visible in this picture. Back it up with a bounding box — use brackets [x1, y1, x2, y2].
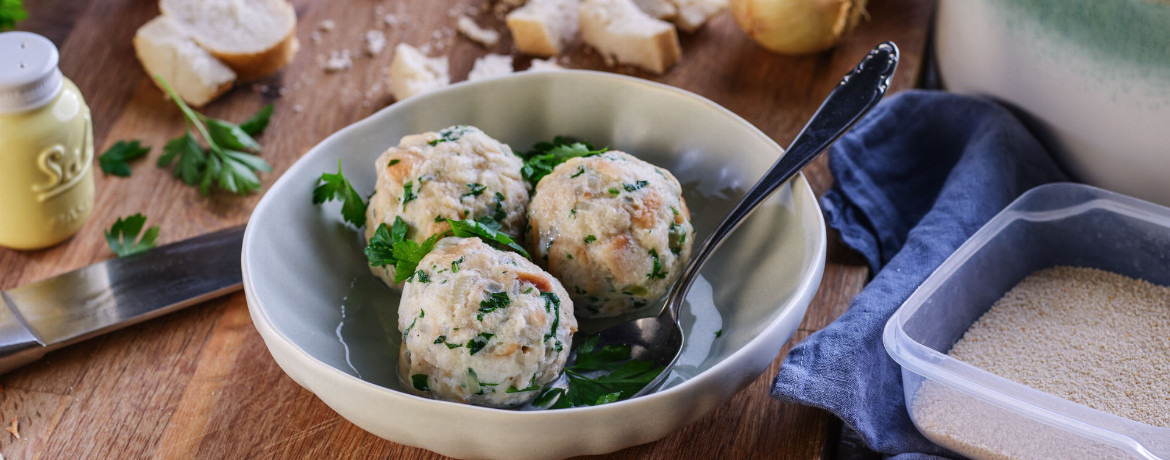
[730, 0, 867, 55]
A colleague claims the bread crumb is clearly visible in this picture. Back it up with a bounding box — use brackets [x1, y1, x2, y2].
[384, 14, 401, 28]
[457, 15, 501, 47]
[6, 417, 17, 440]
[318, 19, 336, 32]
[322, 50, 353, 72]
[528, 57, 562, 71]
[468, 54, 514, 81]
[310, 30, 323, 45]
[294, 104, 304, 113]
[365, 30, 387, 56]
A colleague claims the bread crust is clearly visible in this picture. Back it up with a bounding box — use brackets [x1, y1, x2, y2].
[211, 32, 299, 81]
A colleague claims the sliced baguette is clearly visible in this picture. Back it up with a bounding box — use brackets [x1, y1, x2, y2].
[388, 43, 451, 100]
[133, 15, 236, 107]
[160, 0, 298, 81]
[579, 0, 681, 74]
[506, 0, 579, 57]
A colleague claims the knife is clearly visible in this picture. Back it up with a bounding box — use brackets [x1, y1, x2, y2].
[0, 225, 245, 374]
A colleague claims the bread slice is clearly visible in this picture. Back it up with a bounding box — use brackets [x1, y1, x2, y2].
[133, 15, 236, 107]
[506, 0, 579, 57]
[579, 0, 681, 74]
[388, 43, 451, 100]
[633, 0, 726, 32]
[159, 0, 298, 81]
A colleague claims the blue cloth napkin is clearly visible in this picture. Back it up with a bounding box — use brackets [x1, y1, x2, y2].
[770, 90, 1069, 457]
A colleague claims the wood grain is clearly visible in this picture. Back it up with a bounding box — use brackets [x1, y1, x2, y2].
[0, 0, 935, 458]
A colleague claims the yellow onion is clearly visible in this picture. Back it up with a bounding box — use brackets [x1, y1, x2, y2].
[730, 0, 868, 55]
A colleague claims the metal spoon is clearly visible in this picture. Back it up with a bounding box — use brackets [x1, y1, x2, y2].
[596, 42, 900, 399]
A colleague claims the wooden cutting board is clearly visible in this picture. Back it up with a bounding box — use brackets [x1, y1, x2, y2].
[0, 0, 933, 457]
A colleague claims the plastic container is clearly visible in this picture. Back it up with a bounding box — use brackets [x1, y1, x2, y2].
[883, 183, 1170, 460]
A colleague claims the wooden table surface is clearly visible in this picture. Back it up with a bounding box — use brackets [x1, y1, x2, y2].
[1, 0, 933, 458]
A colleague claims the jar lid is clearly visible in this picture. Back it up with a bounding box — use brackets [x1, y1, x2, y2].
[0, 31, 64, 114]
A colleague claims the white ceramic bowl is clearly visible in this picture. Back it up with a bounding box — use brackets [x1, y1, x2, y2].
[935, 0, 1170, 207]
[242, 71, 826, 460]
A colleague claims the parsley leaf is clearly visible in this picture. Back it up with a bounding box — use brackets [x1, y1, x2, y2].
[428, 125, 471, 146]
[365, 217, 444, 283]
[520, 136, 607, 188]
[239, 104, 274, 136]
[648, 249, 667, 280]
[402, 181, 417, 210]
[461, 183, 487, 198]
[98, 140, 151, 177]
[477, 291, 510, 321]
[313, 159, 367, 227]
[448, 218, 529, 259]
[467, 332, 494, 355]
[411, 374, 430, 392]
[535, 335, 664, 409]
[623, 180, 649, 192]
[0, 0, 27, 30]
[153, 75, 272, 195]
[104, 213, 160, 257]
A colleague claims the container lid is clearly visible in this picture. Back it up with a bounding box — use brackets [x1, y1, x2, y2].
[0, 31, 64, 114]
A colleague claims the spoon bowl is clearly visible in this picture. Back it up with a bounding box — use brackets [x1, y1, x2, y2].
[603, 42, 901, 398]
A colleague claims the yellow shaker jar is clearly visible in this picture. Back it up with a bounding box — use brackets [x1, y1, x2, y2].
[0, 32, 94, 250]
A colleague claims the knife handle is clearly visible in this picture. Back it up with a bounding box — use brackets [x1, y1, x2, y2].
[0, 293, 46, 374]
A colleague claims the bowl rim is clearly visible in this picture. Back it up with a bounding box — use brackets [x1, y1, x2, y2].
[242, 69, 828, 420]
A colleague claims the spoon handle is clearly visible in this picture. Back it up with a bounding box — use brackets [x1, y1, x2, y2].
[664, 42, 899, 319]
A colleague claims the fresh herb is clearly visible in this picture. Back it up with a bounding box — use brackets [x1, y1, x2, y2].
[313, 159, 367, 227]
[467, 332, 494, 355]
[98, 140, 151, 177]
[570, 166, 586, 178]
[448, 218, 529, 259]
[428, 125, 471, 146]
[670, 206, 680, 215]
[388, 159, 401, 167]
[104, 213, 160, 257]
[608, 188, 620, 196]
[239, 104, 274, 136]
[402, 309, 425, 339]
[153, 76, 272, 195]
[623, 180, 649, 192]
[584, 235, 596, 244]
[451, 256, 463, 273]
[414, 270, 430, 283]
[668, 223, 687, 255]
[541, 292, 561, 343]
[569, 208, 576, 217]
[477, 291, 510, 320]
[520, 136, 607, 187]
[490, 192, 507, 222]
[365, 217, 443, 283]
[411, 374, 430, 392]
[402, 181, 417, 210]
[434, 335, 462, 349]
[565, 253, 573, 260]
[715, 329, 723, 338]
[535, 335, 664, 409]
[0, 0, 27, 30]
[647, 249, 667, 280]
[462, 183, 486, 198]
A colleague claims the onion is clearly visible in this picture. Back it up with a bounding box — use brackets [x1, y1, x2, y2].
[729, 0, 868, 55]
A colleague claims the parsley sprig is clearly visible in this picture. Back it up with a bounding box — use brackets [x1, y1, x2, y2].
[98, 140, 151, 177]
[0, 0, 27, 30]
[104, 213, 160, 257]
[365, 216, 529, 283]
[153, 76, 273, 195]
[520, 136, 607, 188]
[313, 160, 367, 227]
[534, 335, 664, 408]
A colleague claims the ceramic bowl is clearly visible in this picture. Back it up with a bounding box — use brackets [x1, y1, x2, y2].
[934, 0, 1170, 206]
[242, 70, 826, 460]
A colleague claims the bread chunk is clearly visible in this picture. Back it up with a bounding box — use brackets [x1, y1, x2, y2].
[159, 0, 299, 80]
[579, 0, 681, 74]
[506, 0, 579, 57]
[468, 54, 515, 81]
[633, 0, 727, 32]
[133, 15, 236, 107]
[388, 43, 451, 100]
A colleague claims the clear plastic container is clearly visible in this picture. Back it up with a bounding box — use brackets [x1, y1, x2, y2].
[883, 183, 1170, 460]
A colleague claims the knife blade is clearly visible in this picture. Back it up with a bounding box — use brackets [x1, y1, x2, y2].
[0, 225, 245, 374]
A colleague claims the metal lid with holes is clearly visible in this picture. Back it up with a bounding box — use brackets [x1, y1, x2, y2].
[0, 31, 64, 114]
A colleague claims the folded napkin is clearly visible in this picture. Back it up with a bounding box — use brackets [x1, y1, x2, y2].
[770, 90, 1069, 457]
